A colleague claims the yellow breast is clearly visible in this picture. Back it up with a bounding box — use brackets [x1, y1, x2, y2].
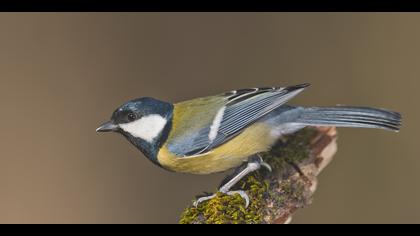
[157, 122, 276, 174]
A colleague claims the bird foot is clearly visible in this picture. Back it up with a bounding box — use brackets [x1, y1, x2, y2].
[193, 193, 216, 208]
[193, 154, 270, 208]
[255, 154, 272, 172]
[193, 190, 250, 208]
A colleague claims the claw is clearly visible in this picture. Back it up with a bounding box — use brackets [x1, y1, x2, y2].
[261, 162, 272, 172]
[193, 194, 216, 208]
[193, 190, 250, 208]
[256, 154, 272, 172]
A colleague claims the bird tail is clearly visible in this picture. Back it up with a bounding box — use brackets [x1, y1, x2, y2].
[295, 106, 402, 132]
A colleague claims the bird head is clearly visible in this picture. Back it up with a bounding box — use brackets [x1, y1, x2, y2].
[96, 97, 173, 161]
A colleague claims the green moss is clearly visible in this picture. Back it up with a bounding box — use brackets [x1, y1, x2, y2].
[179, 128, 316, 224]
[180, 174, 267, 224]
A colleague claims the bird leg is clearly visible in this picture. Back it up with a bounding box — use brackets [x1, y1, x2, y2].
[193, 154, 271, 208]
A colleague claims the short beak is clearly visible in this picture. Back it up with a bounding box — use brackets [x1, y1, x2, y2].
[96, 121, 118, 132]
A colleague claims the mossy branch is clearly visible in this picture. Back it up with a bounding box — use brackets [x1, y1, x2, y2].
[179, 127, 338, 224]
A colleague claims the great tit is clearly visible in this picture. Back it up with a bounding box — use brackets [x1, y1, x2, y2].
[96, 83, 401, 207]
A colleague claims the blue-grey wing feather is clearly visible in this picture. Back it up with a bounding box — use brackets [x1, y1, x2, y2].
[181, 88, 280, 156]
[202, 85, 308, 153]
[171, 84, 310, 156]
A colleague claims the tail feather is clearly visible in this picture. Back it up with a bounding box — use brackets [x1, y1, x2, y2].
[296, 106, 402, 132]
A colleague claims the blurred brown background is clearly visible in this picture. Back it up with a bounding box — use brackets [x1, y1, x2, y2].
[0, 13, 418, 224]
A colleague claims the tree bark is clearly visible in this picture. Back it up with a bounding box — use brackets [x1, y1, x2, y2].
[179, 126, 338, 224]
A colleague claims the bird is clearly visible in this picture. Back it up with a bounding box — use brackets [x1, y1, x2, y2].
[96, 83, 401, 207]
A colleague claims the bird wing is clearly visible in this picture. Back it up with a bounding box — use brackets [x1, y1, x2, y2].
[166, 83, 310, 157]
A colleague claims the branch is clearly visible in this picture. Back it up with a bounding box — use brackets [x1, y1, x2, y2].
[179, 126, 338, 224]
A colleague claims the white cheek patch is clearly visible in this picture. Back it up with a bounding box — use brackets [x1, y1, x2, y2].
[119, 115, 167, 143]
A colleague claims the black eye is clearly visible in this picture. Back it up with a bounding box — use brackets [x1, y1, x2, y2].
[127, 112, 136, 121]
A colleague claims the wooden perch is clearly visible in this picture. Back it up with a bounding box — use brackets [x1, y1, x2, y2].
[179, 126, 338, 224]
